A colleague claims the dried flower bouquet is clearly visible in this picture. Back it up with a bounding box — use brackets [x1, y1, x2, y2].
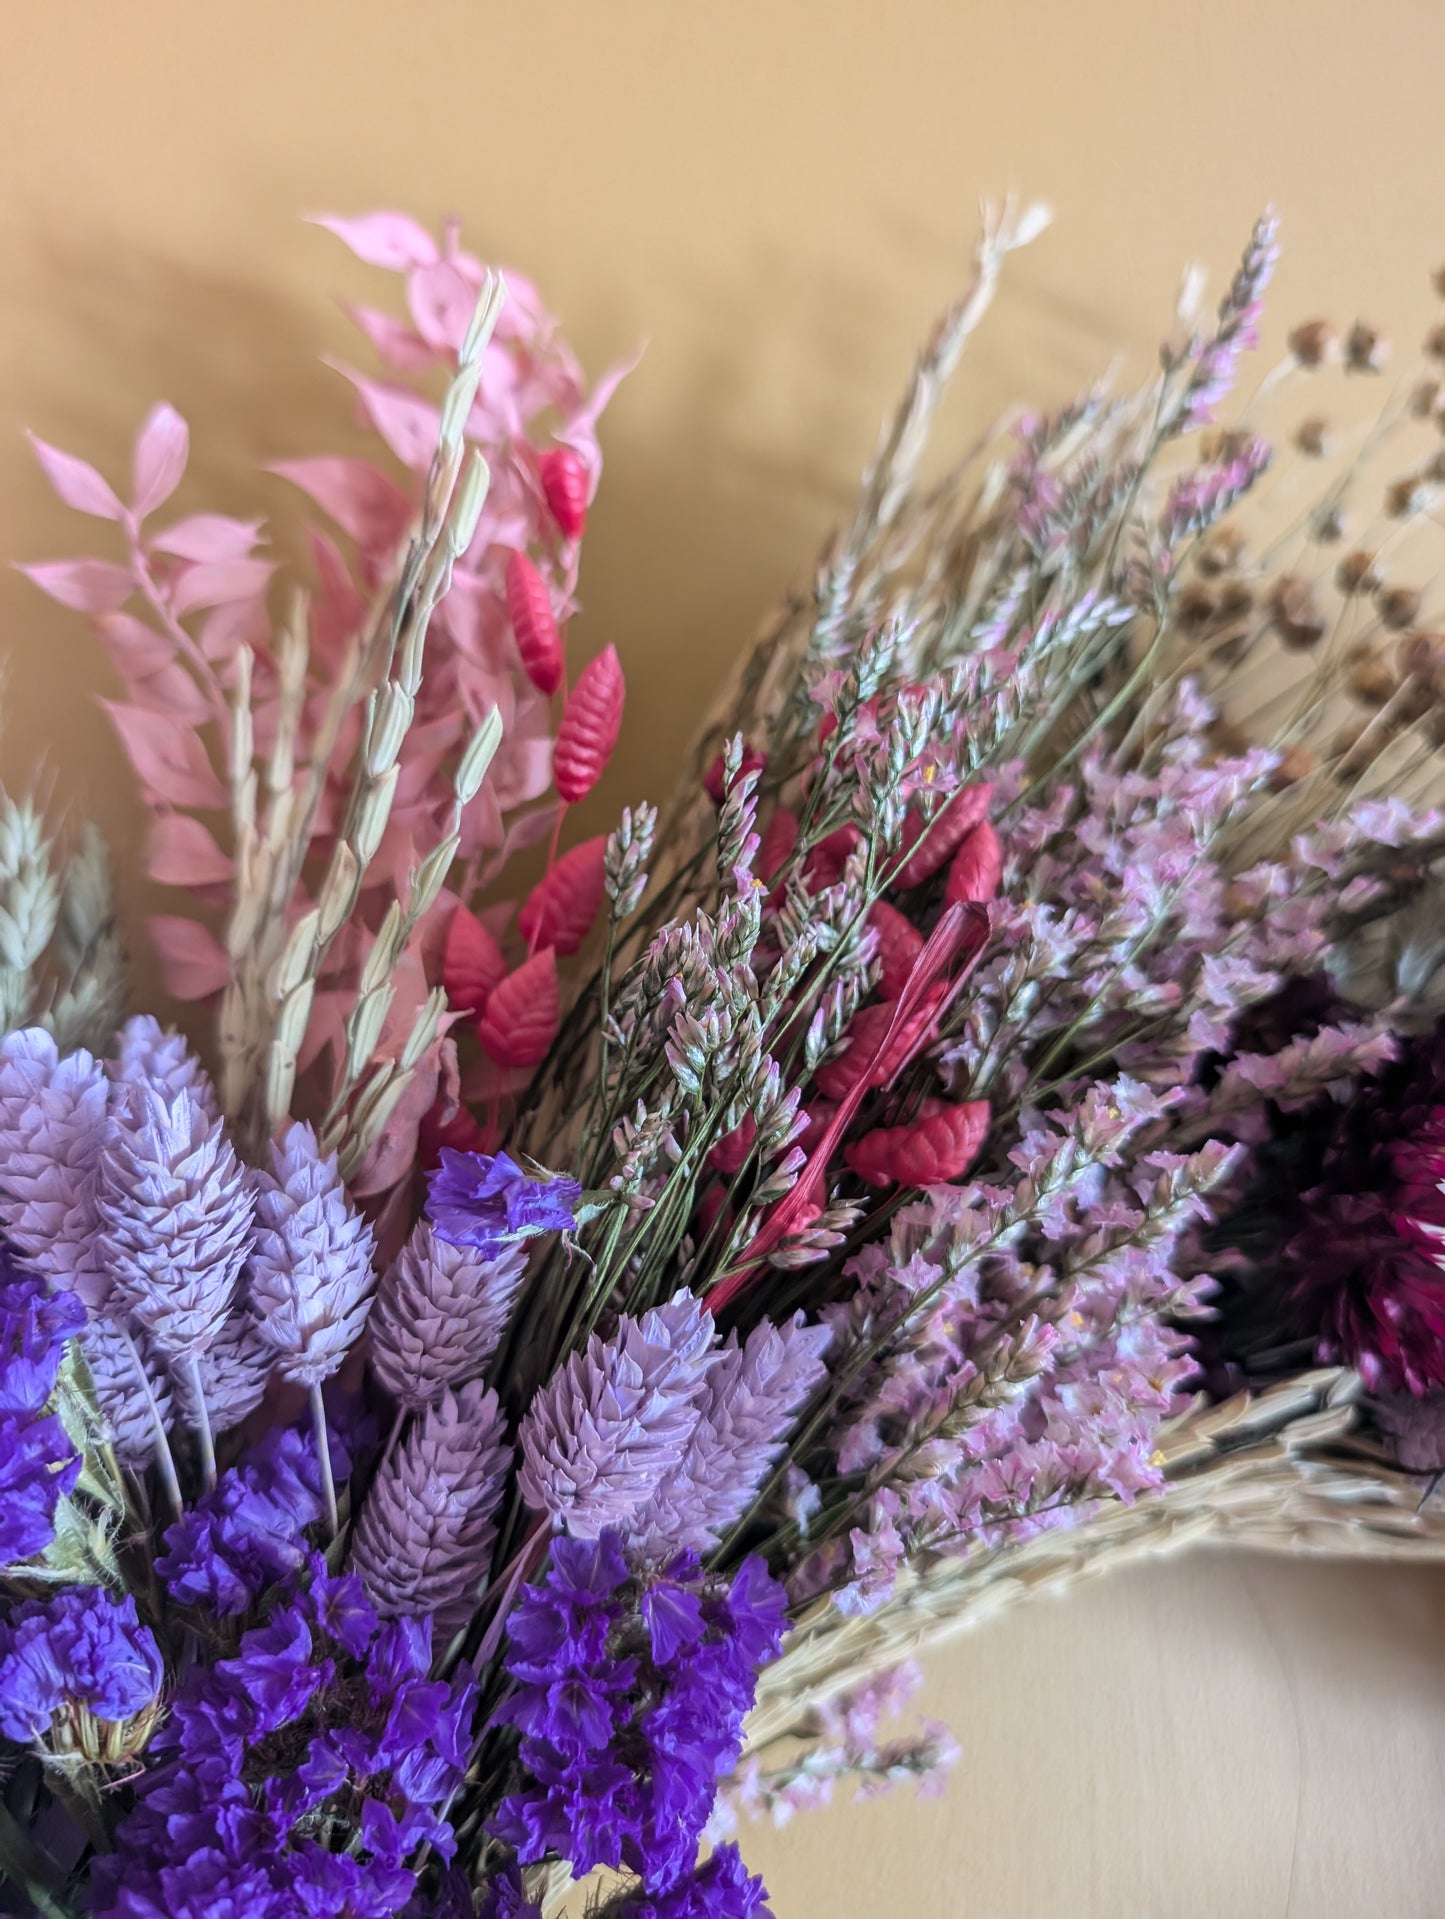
[2, 201, 1444, 1919]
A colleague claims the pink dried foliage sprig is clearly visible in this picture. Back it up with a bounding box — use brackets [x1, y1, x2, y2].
[476, 948, 560, 1071]
[554, 644, 626, 805]
[23, 210, 633, 1010]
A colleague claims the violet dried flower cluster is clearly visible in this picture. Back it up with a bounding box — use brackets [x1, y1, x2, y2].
[6, 205, 1445, 1919]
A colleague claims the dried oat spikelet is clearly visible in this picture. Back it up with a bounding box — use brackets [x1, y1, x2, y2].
[44, 824, 125, 1054]
[0, 788, 59, 1032]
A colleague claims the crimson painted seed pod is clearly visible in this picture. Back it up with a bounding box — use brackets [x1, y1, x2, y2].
[757, 805, 799, 889]
[944, 819, 1004, 906]
[703, 742, 766, 807]
[805, 824, 861, 891]
[506, 550, 565, 696]
[844, 1097, 990, 1187]
[811, 985, 949, 1102]
[554, 645, 626, 805]
[868, 900, 925, 998]
[518, 837, 608, 955]
[476, 947, 560, 1069]
[894, 782, 994, 889]
[443, 904, 508, 1016]
[707, 1113, 758, 1177]
[539, 446, 589, 540]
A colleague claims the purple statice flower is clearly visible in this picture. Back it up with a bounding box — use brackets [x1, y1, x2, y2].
[494, 1535, 786, 1897]
[518, 1291, 718, 1538]
[613, 1843, 774, 1918]
[79, 1320, 172, 1467]
[0, 1256, 85, 1416]
[156, 1422, 344, 1616]
[369, 1219, 529, 1411]
[350, 1380, 511, 1633]
[0, 1587, 163, 1749]
[427, 1148, 580, 1255]
[110, 1014, 220, 1119]
[247, 1121, 376, 1388]
[478, 1860, 544, 1919]
[0, 1406, 80, 1566]
[92, 1558, 474, 1919]
[0, 1028, 111, 1307]
[637, 1313, 832, 1554]
[96, 1082, 254, 1359]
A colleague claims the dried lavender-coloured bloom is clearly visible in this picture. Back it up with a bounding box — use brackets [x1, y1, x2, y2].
[96, 1084, 253, 1359]
[0, 1030, 111, 1308]
[638, 1312, 833, 1552]
[247, 1122, 376, 1387]
[79, 1322, 172, 1467]
[110, 1014, 219, 1119]
[350, 1380, 510, 1632]
[517, 1290, 719, 1537]
[369, 1220, 527, 1411]
[170, 1311, 272, 1436]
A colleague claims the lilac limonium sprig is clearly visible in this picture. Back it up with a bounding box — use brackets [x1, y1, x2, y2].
[517, 1291, 720, 1538]
[349, 1379, 511, 1635]
[96, 1080, 254, 1502]
[248, 1121, 376, 1534]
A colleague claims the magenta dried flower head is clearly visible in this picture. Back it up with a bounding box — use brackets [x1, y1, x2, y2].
[369, 1220, 528, 1412]
[97, 1083, 254, 1359]
[0, 1029, 111, 1307]
[517, 1291, 719, 1537]
[350, 1380, 510, 1633]
[248, 1121, 376, 1388]
[110, 1014, 219, 1119]
[637, 1313, 832, 1554]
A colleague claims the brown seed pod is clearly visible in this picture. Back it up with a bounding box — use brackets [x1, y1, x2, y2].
[1294, 416, 1330, 457]
[1268, 744, 1316, 792]
[1411, 378, 1441, 419]
[1426, 324, 1445, 364]
[1386, 475, 1431, 518]
[1379, 585, 1424, 631]
[1346, 646, 1397, 707]
[1196, 526, 1246, 577]
[1268, 575, 1327, 649]
[1287, 319, 1337, 368]
[1397, 630, 1445, 688]
[1331, 722, 1379, 780]
[1345, 321, 1390, 373]
[1177, 583, 1217, 629]
[1336, 549, 1381, 596]
[1310, 505, 1346, 544]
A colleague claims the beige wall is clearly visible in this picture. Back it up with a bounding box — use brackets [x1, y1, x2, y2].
[1, 4, 1442, 1912]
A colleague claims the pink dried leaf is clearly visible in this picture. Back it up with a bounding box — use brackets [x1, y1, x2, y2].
[895, 782, 993, 889]
[271, 457, 412, 555]
[146, 813, 233, 887]
[20, 558, 134, 614]
[309, 210, 440, 272]
[443, 904, 508, 1017]
[101, 701, 226, 810]
[148, 915, 230, 1001]
[944, 820, 1004, 906]
[198, 595, 268, 663]
[869, 901, 926, 999]
[844, 1098, 990, 1188]
[538, 446, 589, 540]
[169, 557, 276, 618]
[131, 404, 189, 520]
[149, 514, 264, 563]
[27, 434, 124, 519]
[129, 660, 214, 725]
[344, 304, 436, 374]
[94, 612, 176, 680]
[407, 260, 478, 353]
[327, 363, 442, 472]
[506, 550, 564, 696]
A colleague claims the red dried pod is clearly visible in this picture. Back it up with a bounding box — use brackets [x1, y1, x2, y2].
[518, 836, 608, 956]
[757, 806, 799, 890]
[816, 693, 884, 748]
[868, 900, 925, 998]
[944, 819, 1003, 906]
[442, 904, 508, 1016]
[703, 742, 766, 807]
[418, 1097, 493, 1164]
[476, 947, 560, 1069]
[506, 550, 565, 696]
[811, 984, 948, 1102]
[554, 645, 626, 805]
[539, 446, 589, 541]
[806, 824, 861, 891]
[707, 1113, 757, 1176]
[694, 1178, 732, 1242]
[894, 782, 994, 889]
[845, 1097, 991, 1188]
